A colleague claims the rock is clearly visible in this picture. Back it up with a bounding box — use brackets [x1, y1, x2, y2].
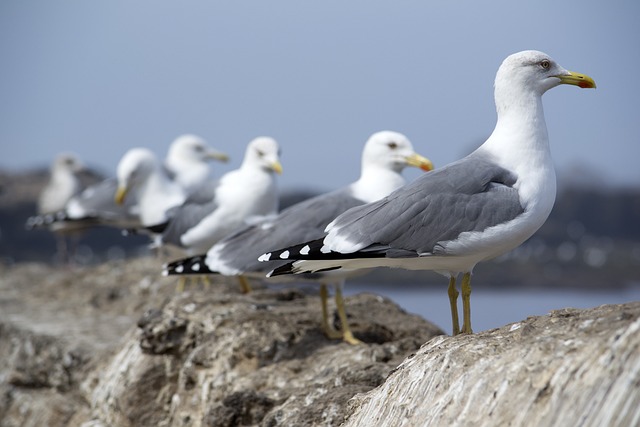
[343, 301, 640, 427]
[1, 259, 638, 426]
[0, 259, 442, 426]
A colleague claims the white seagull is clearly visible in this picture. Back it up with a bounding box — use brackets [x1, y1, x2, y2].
[32, 153, 86, 262]
[163, 131, 433, 343]
[262, 50, 596, 335]
[155, 136, 283, 256]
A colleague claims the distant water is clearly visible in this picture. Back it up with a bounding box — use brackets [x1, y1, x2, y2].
[343, 282, 640, 335]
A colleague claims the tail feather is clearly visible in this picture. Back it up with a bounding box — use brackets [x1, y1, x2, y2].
[268, 262, 341, 277]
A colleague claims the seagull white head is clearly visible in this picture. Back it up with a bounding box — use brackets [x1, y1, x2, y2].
[167, 134, 229, 165]
[114, 148, 158, 205]
[52, 153, 84, 174]
[243, 136, 283, 175]
[362, 131, 433, 173]
[494, 50, 596, 114]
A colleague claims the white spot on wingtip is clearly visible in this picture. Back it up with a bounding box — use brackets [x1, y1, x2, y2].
[162, 270, 169, 276]
[300, 245, 310, 255]
[320, 245, 331, 254]
[280, 250, 290, 259]
[258, 253, 271, 262]
[175, 265, 184, 274]
[192, 263, 200, 272]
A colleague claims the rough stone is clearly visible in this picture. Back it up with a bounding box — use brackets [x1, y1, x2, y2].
[343, 302, 640, 427]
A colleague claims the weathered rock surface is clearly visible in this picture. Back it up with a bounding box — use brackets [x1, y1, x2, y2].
[1, 259, 638, 426]
[344, 301, 640, 427]
[0, 259, 442, 426]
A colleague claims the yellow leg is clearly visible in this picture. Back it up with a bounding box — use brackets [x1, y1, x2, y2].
[176, 276, 187, 293]
[448, 276, 461, 336]
[237, 276, 252, 294]
[334, 285, 362, 345]
[201, 275, 211, 290]
[319, 284, 342, 339]
[461, 272, 473, 334]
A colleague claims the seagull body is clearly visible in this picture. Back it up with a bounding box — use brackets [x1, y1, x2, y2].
[157, 136, 282, 255]
[164, 131, 433, 343]
[264, 50, 596, 335]
[114, 148, 187, 226]
[37, 153, 84, 222]
[33, 153, 87, 262]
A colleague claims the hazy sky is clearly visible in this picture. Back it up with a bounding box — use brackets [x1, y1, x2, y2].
[1, 1, 639, 192]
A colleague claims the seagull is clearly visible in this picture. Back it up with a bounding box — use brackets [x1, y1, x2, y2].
[154, 136, 283, 257]
[33, 153, 86, 262]
[114, 147, 187, 227]
[164, 134, 229, 194]
[163, 131, 433, 343]
[262, 50, 596, 336]
[26, 134, 228, 231]
[37, 153, 85, 220]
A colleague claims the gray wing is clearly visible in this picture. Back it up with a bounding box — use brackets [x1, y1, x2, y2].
[329, 151, 524, 256]
[214, 188, 364, 273]
[181, 178, 220, 204]
[160, 198, 220, 247]
[68, 178, 140, 226]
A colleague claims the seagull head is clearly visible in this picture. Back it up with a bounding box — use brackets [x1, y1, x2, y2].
[495, 50, 596, 109]
[362, 130, 433, 173]
[115, 148, 158, 205]
[244, 136, 283, 175]
[53, 153, 84, 174]
[167, 134, 229, 166]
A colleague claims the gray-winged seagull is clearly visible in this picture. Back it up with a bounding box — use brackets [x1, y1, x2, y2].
[262, 50, 596, 335]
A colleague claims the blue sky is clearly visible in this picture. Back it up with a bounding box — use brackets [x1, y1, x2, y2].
[1, 1, 639, 192]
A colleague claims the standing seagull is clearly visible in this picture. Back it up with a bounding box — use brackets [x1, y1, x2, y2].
[34, 153, 86, 262]
[263, 50, 596, 335]
[164, 134, 229, 194]
[114, 147, 187, 227]
[155, 136, 283, 256]
[163, 131, 433, 343]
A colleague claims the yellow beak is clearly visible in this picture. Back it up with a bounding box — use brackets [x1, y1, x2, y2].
[405, 153, 434, 172]
[114, 185, 128, 205]
[207, 150, 230, 163]
[270, 161, 283, 175]
[556, 71, 596, 89]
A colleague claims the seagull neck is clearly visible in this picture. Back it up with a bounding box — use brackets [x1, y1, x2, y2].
[487, 92, 551, 162]
[352, 166, 405, 203]
[52, 166, 77, 188]
[138, 170, 184, 225]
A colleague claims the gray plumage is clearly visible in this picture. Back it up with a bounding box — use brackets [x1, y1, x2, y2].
[215, 188, 364, 274]
[330, 151, 523, 258]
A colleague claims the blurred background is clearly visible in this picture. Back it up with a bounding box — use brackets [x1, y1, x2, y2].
[1, 1, 639, 334]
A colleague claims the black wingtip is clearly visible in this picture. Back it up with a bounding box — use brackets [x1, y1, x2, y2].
[145, 221, 170, 234]
[259, 238, 327, 263]
[164, 254, 217, 276]
[268, 262, 296, 277]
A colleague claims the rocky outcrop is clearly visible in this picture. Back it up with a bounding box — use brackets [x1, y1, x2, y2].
[0, 259, 442, 427]
[1, 259, 638, 426]
[343, 302, 640, 427]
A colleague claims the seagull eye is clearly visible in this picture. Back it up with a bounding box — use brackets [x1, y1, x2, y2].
[256, 149, 265, 157]
[387, 142, 398, 149]
[540, 60, 551, 70]
[194, 145, 204, 152]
